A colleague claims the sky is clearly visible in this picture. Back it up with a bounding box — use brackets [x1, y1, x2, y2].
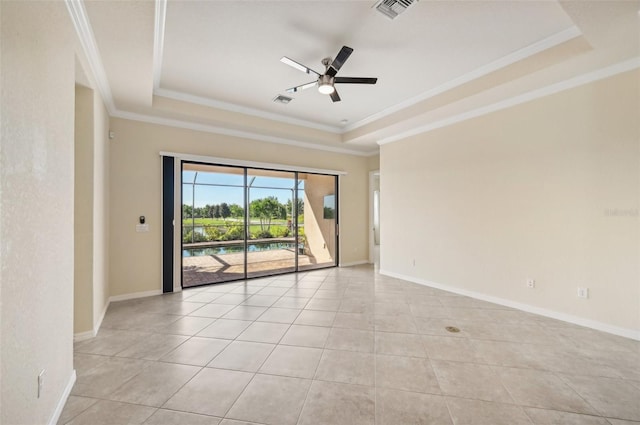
[182, 171, 305, 207]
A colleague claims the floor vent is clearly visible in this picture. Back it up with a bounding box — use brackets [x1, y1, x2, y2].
[374, 0, 418, 20]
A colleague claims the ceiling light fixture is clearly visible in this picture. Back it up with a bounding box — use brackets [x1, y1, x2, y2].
[317, 75, 335, 94]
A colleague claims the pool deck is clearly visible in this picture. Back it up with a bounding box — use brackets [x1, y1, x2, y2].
[182, 249, 333, 287]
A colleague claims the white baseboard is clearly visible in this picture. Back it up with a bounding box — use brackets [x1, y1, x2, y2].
[48, 369, 76, 425]
[73, 330, 96, 342]
[94, 298, 110, 331]
[379, 269, 640, 341]
[340, 260, 370, 267]
[109, 289, 162, 302]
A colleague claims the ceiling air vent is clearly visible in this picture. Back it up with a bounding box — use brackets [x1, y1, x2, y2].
[374, 0, 417, 20]
[273, 95, 293, 104]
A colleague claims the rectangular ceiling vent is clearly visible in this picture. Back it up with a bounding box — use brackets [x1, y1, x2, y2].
[374, 0, 417, 20]
[273, 95, 293, 104]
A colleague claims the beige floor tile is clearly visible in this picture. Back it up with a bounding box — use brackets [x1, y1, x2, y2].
[189, 303, 237, 318]
[375, 354, 440, 394]
[422, 335, 480, 362]
[143, 409, 221, 425]
[71, 357, 149, 398]
[560, 374, 640, 421]
[259, 345, 322, 378]
[298, 380, 375, 425]
[325, 328, 374, 353]
[66, 400, 155, 425]
[163, 368, 253, 417]
[208, 340, 275, 372]
[432, 359, 513, 403]
[226, 374, 311, 425]
[210, 293, 251, 305]
[115, 334, 189, 360]
[236, 322, 289, 343]
[304, 298, 341, 311]
[446, 397, 532, 425]
[333, 312, 375, 330]
[284, 288, 318, 298]
[280, 324, 330, 348]
[160, 337, 230, 366]
[271, 296, 310, 308]
[241, 294, 280, 307]
[186, 292, 224, 303]
[218, 420, 264, 425]
[607, 419, 640, 425]
[339, 299, 374, 314]
[109, 362, 200, 407]
[374, 314, 417, 333]
[523, 407, 610, 425]
[376, 331, 427, 357]
[314, 349, 375, 386]
[222, 306, 268, 321]
[197, 319, 252, 339]
[73, 353, 110, 377]
[414, 317, 473, 338]
[256, 286, 289, 296]
[255, 307, 301, 324]
[375, 388, 452, 425]
[158, 316, 216, 336]
[57, 396, 98, 425]
[495, 367, 596, 414]
[74, 329, 153, 356]
[294, 310, 336, 327]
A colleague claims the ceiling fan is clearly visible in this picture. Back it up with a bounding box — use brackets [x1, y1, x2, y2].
[280, 46, 377, 102]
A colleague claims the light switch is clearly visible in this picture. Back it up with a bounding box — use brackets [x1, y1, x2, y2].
[136, 224, 149, 232]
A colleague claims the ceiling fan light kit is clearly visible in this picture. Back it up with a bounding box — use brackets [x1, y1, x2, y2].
[280, 45, 377, 102]
[317, 75, 335, 94]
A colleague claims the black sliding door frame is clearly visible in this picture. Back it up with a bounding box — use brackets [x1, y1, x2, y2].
[180, 160, 338, 288]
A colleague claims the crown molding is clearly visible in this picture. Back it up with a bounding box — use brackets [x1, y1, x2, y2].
[65, 0, 116, 114]
[346, 25, 583, 133]
[378, 57, 640, 146]
[153, 0, 167, 90]
[154, 88, 342, 134]
[112, 110, 376, 157]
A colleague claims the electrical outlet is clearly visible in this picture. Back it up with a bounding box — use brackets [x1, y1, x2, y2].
[526, 279, 535, 288]
[578, 287, 589, 299]
[38, 369, 45, 398]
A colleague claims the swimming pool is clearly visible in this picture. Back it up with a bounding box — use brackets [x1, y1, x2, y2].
[183, 242, 298, 257]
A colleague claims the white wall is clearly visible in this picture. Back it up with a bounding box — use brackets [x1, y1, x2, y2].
[73, 84, 110, 337]
[1, 2, 76, 423]
[380, 70, 639, 336]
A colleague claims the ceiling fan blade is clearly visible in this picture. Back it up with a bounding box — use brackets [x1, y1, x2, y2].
[285, 81, 317, 93]
[335, 77, 378, 85]
[326, 46, 353, 77]
[330, 89, 341, 103]
[280, 57, 321, 77]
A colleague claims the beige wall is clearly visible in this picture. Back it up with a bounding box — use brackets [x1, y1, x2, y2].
[92, 88, 110, 329]
[109, 118, 370, 296]
[1, 2, 76, 423]
[368, 154, 380, 172]
[73, 84, 110, 336]
[74, 86, 95, 334]
[303, 174, 336, 263]
[381, 70, 639, 333]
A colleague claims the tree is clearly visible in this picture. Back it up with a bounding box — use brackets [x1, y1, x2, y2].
[182, 204, 193, 218]
[229, 204, 244, 219]
[220, 202, 231, 219]
[250, 196, 284, 231]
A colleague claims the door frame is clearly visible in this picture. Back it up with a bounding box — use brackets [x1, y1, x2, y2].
[368, 170, 380, 264]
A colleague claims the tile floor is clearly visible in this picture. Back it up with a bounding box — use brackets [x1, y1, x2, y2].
[61, 265, 640, 425]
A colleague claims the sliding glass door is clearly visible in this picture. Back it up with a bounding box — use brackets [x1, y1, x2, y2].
[181, 162, 338, 287]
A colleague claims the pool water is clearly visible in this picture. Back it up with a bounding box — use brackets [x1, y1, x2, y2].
[183, 242, 297, 257]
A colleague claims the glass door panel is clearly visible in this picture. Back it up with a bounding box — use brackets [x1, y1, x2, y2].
[182, 163, 246, 287]
[246, 169, 296, 278]
[298, 173, 338, 271]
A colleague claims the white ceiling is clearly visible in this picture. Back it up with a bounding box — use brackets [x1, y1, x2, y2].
[79, 0, 639, 155]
